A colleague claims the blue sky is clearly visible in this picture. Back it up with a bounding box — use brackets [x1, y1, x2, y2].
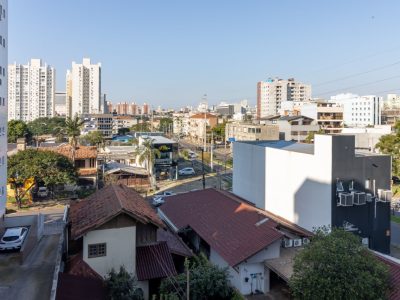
[9, 0, 400, 108]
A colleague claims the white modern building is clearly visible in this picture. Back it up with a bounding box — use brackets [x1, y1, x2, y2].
[0, 0, 7, 218]
[384, 93, 400, 109]
[66, 58, 102, 118]
[233, 135, 391, 254]
[257, 78, 311, 118]
[8, 59, 55, 122]
[330, 93, 382, 127]
[54, 91, 67, 116]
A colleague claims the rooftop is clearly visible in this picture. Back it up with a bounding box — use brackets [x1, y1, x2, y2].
[190, 113, 218, 119]
[141, 135, 176, 144]
[238, 140, 315, 155]
[42, 144, 97, 160]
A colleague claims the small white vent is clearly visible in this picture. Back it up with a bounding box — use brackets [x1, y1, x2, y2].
[338, 192, 354, 206]
[353, 192, 366, 205]
[302, 238, 310, 245]
[283, 239, 293, 248]
[293, 239, 302, 247]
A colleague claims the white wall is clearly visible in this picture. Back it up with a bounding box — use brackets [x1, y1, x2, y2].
[209, 248, 241, 291]
[83, 226, 136, 278]
[0, 0, 7, 218]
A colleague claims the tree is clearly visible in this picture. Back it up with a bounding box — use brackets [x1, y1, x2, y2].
[131, 122, 152, 132]
[305, 129, 324, 144]
[80, 131, 104, 147]
[134, 139, 160, 189]
[8, 120, 31, 143]
[64, 116, 84, 164]
[27, 117, 66, 136]
[158, 117, 173, 133]
[105, 266, 143, 300]
[212, 123, 226, 142]
[289, 227, 390, 300]
[160, 254, 238, 300]
[376, 124, 400, 176]
[8, 149, 77, 208]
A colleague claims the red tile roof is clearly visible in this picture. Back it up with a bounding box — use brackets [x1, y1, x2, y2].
[375, 252, 400, 299]
[136, 242, 177, 281]
[78, 168, 98, 176]
[42, 144, 97, 160]
[159, 188, 284, 266]
[70, 184, 164, 239]
[157, 228, 193, 257]
[66, 253, 103, 280]
[56, 273, 106, 300]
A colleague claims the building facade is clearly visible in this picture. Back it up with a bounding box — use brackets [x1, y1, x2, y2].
[330, 93, 382, 127]
[225, 122, 279, 142]
[300, 101, 344, 134]
[66, 58, 102, 117]
[8, 59, 55, 122]
[257, 78, 311, 118]
[81, 114, 113, 138]
[0, 0, 7, 218]
[54, 91, 67, 116]
[187, 113, 218, 144]
[233, 135, 391, 253]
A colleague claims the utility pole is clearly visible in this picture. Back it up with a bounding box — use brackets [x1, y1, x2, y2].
[210, 131, 213, 171]
[201, 149, 206, 189]
[203, 112, 207, 152]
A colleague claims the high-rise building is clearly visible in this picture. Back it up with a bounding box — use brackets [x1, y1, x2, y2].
[66, 58, 102, 117]
[106, 101, 113, 114]
[142, 103, 149, 115]
[54, 91, 66, 116]
[8, 59, 55, 122]
[0, 0, 7, 218]
[116, 102, 129, 115]
[257, 78, 311, 119]
[130, 102, 138, 115]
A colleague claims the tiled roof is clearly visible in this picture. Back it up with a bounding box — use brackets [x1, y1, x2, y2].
[78, 168, 98, 176]
[56, 273, 106, 300]
[159, 188, 284, 266]
[375, 252, 400, 299]
[136, 242, 177, 281]
[157, 228, 193, 257]
[70, 184, 164, 239]
[190, 113, 218, 119]
[66, 253, 103, 280]
[43, 144, 97, 160]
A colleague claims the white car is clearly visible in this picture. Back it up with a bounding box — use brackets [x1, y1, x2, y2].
[152, 191, 176, 207]
[0, 227, 29, 251]
[37, 187, 49, 197]
[178, 167, 195, 176]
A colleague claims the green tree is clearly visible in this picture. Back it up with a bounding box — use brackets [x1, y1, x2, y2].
[289, 227, 390, 300]
[304, 129, 324, 144]
[105, 266, 143, 300]
[134, 139, 160, 189]
[158, 117, 173, 133]
[8, 120, 31, 143]
[8, 149, 77, 208]
[212, 123, 226, 142]
[376, 125, 400, 176]
[27, 117, 66, 136]
[160, 254, 237, 300]
[80, 131, 104, 147]
[131, 122, 152, 132]
[65, 116, 84, 164]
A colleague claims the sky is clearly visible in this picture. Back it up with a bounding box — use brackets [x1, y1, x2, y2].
[9, 0, 400, 108]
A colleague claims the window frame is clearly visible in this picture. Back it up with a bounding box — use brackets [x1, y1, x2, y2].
[88, 243, 107, 258]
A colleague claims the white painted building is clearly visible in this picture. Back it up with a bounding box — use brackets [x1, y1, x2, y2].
[8, 59, 55, 122]
[66, 58, 102, 117]
[0, 0, 6, 218]
[330, 93, 382, 127]
[233, 135, 391, 254]
[384, 93, 400, 109]
[257, 78, 311, 118]
[54, 91, 67, 116]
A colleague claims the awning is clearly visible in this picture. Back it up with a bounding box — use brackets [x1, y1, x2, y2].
[265, 247, 303, 282]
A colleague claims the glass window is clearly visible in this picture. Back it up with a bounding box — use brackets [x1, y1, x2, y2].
[88, 243, 107, 258]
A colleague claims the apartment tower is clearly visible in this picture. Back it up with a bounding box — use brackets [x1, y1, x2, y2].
[8, 59, 55, 122]
[66, 58, 102, 117]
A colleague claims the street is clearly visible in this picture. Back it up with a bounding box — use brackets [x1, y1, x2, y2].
[392, 221, 400, 247]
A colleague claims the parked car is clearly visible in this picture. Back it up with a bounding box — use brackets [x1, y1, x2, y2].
[37, 187, 49, 198]
[0, 227, 29, 251]
[178, 167, 195, 176]
[152, 191, 176, 207]
[188, 151, 198, 159]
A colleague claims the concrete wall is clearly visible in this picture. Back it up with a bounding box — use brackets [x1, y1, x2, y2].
[83, 226, 136, 277]
[209, 249, 241, 291]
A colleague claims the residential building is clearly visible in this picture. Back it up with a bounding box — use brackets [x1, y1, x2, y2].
[8, 59, 55, 122]
[261, 115, 320, 142]
[187, 113, 218, 144]
[257, 78, 311, 118]
[81, 114, 113, 138]
[339, 125, 391, 152]
[330, 93, 382, 127]
[112, 115, 138, 134]
[106, 101, 113, 114]
[159, 188, 312, 296]
[225, 122, 279, 142]
[381, 108, 400, 126]
[233, 135, 391, 253]
[173, 113, 190, 137]
[0, 0, 7, 218]
[66, 58, 102, 117]
[142, 103, 149, 115]
[66, 184, 191, 300]
[300, 101, 344, 134]
[54, 91, 67, 117]
[116, 101, 129, 115]
[384, 93, 400, 109]
[130, 102, 138, 115]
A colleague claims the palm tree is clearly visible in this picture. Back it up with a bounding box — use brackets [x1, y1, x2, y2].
[65, 115, 84, 164]
[134, 139, 160, 190]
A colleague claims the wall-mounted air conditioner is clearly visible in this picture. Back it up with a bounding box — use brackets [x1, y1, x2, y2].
[293, 239, 302, 247]
[338, 192, 354, 206]
[353, 192, 366, 205]
[377, 189, 392, 202]
[283, 239, 293, 248]
[366, 193, 373, 202]
[302, 238, 310, 245]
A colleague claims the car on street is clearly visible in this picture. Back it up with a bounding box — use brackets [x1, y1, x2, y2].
[178, 167, 195, 176]
[37, 187, 49, 198]
[0, 227, 29, 251]
[188, 151, 198, 159]
[152, 191, 176, 207]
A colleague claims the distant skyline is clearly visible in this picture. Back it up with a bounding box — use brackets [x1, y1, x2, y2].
[9, 0, 400, 108]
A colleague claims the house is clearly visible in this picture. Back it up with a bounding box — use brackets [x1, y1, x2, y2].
[233, 134, 391, 254]
[65, 184, 191, 299]
[225, 122, 279, 142]
[103, 162, 149, 189]
[43, 144, 98, 187]
[158, 188, 311, 296]
[187, 113, 218, 144]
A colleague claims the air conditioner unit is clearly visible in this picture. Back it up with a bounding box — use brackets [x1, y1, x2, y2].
[353, 192, 366, 205]
[338, 192, 354, 206]
[302, 238, 310, 245]
[283, 239, 293, 248]
[293, 239, 302, 247]
[366, 193, 373, 202]
[377, 189, 392, 202]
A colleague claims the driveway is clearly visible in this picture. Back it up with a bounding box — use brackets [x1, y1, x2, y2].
[392, 221, 400, 247]
[0, 234, 61, 300]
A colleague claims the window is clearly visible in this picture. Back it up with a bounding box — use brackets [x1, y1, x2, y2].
[88, 243, 106, 258]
